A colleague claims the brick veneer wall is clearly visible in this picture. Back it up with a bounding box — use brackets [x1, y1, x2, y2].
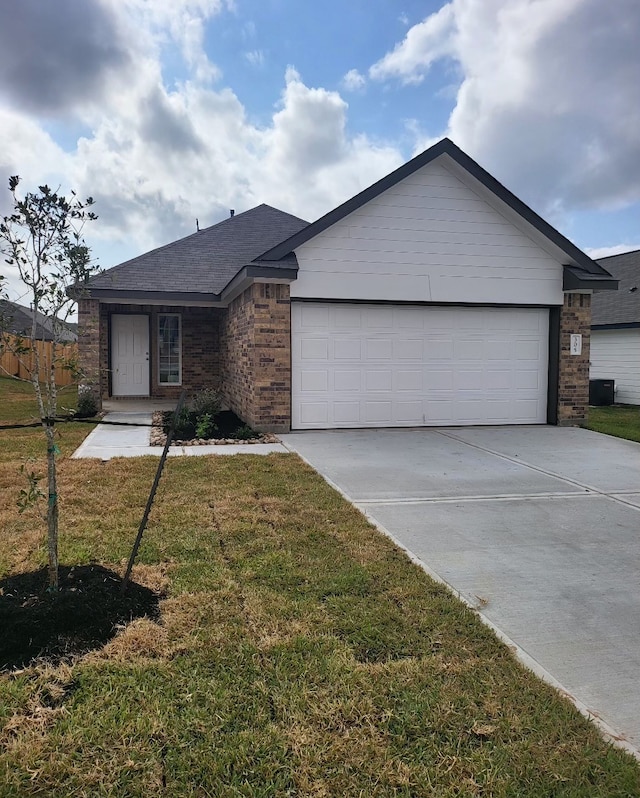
[220, 287, 255, 424]
[557, 293, 591, 424]
[77, 298, 102, 407]
[221, 283, 291, 432]
[78, 302, 222, 401]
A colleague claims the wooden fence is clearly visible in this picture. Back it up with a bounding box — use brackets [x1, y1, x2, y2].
[0, 335, 78, 387]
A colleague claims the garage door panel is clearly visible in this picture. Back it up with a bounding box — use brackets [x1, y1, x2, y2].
[429, 339, 454, 359]
[300, 402, 329, 425]
[395, 401, 424, 422]
[487, 340, 511, 359]
[515, 369, 541, 390]
[334, 306, 362, 328]
[299, 304, 329, 328]
[394, 338, 424, 359]
[364, 401, 393, 423]
[487, 369, 512, 390]
[427, 369, 454, 390]
[334, 402, 360, 423]
[366, 308, 394, 328]
[396, 370, 422, 391]
[366, 339, 393, 359]
[515, 340, 542, 360]
[366, 370, 393, 391]
[334, 339, 361, 359]
[300, 370, 328, 392]
[300, 339, 328, 360]
[292, 303, 548, 429]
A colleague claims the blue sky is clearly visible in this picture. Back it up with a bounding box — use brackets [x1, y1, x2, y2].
[0, 0, 639, 302]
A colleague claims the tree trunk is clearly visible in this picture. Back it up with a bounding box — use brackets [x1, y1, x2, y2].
[45, 423, 59, 591]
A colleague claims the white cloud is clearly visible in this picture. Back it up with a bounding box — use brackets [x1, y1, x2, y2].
[341, 69, 366, 92]
[587, 244, 640, 260]
[0, 5, 402, 302]
[369, 3, 456, 84]
[105, 0, 230, 83]
[368, 0, 640, 223]
[245, 49, 265, 67]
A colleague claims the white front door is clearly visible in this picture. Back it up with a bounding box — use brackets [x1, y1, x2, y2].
[111, 314, 150, 397]
[292, 303, 549, 429]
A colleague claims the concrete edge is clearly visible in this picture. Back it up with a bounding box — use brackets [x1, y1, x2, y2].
[281, 441, 640, 761]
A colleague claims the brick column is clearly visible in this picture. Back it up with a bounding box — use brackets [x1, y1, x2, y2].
[252, 283, 291, 432]
[557, 293, 591, 425]
[77, 298, 102, 409]
[220, 283, 291, 432]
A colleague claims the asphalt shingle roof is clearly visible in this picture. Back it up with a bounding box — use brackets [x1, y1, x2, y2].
[0, 299, 77, 342]
[87, 204, 309, 296]
[592, 249, 640, 326]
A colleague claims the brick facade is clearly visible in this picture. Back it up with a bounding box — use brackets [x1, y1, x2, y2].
[77, 298, 102, 407]
[79, 302, 222, 403]
[221, 283, 291, 432]
[557, 293, 591, 424]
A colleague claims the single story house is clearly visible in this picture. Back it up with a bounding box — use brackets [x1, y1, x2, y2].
[590, 249, 640, 404]
[77, 138, 617, 431]
[1, 299, 77, 342]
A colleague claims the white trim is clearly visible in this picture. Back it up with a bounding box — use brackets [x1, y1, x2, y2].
[158, 312, 182, 386]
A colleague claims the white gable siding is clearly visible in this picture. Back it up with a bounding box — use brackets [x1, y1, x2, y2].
[292, 160, 564, 305]
[590, 329, 640, 405]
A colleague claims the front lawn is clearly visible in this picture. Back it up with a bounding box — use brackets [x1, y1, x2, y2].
[1, 376, 639, 795]
[588, 405, 640, 443]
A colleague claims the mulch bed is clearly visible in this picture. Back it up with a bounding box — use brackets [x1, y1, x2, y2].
[0, 564, 162, 671]
[150, 410, 279, 446]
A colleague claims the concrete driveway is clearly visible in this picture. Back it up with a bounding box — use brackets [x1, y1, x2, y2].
[280, 426, 640, 755]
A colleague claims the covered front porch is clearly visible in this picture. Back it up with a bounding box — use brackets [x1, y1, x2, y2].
[77, 284, 292, 432]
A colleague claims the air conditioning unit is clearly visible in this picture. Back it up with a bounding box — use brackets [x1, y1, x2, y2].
[589, 379, 615, 406]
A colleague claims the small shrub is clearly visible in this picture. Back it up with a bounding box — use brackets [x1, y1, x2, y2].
[232, 424, 259, 440]
[76, 389, 98, 418]
[195, 412, 217, 439]
[171, 407, 196, 440]
[189, 388, 222, 418]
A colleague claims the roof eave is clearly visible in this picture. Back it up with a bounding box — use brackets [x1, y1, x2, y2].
[220, 264, 299, 304]
[83, 288, 223, 304]
[591, 322, 640, 330]
[563, 266, 618, 291]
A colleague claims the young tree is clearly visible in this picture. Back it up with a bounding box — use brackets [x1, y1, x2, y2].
[0, 177, 98, 590]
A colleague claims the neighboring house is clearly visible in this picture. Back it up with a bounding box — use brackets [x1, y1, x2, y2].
[76, 138, 616, 431]
[0, 299, 78, 343]
[591, 249, 640, 404]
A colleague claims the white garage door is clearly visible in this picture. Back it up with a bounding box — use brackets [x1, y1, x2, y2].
[291, 303, 549, 429]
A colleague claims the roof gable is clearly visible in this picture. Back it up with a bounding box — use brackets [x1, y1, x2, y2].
[258, 138, 611, 280]
[87, 204, 309, 298]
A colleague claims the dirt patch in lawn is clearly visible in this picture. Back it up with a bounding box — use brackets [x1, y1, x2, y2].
[0, 564, 162, 670]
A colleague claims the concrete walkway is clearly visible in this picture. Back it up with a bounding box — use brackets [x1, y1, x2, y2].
[280, 426, 640, 756]
[72, 409, 289, 459]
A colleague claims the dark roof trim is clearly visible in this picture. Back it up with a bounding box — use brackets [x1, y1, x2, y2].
[220, 264, 298, 302]
[245, 264, 298, 280]
[591, 322, 640, 330]
[87, 288, 222, 303]
[258, 138, 611, 278]
[563, 266, 618, 291]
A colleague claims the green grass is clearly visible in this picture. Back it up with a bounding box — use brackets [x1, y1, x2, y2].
[1, 376, 639, 796]
[588, 405, 640, 443]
